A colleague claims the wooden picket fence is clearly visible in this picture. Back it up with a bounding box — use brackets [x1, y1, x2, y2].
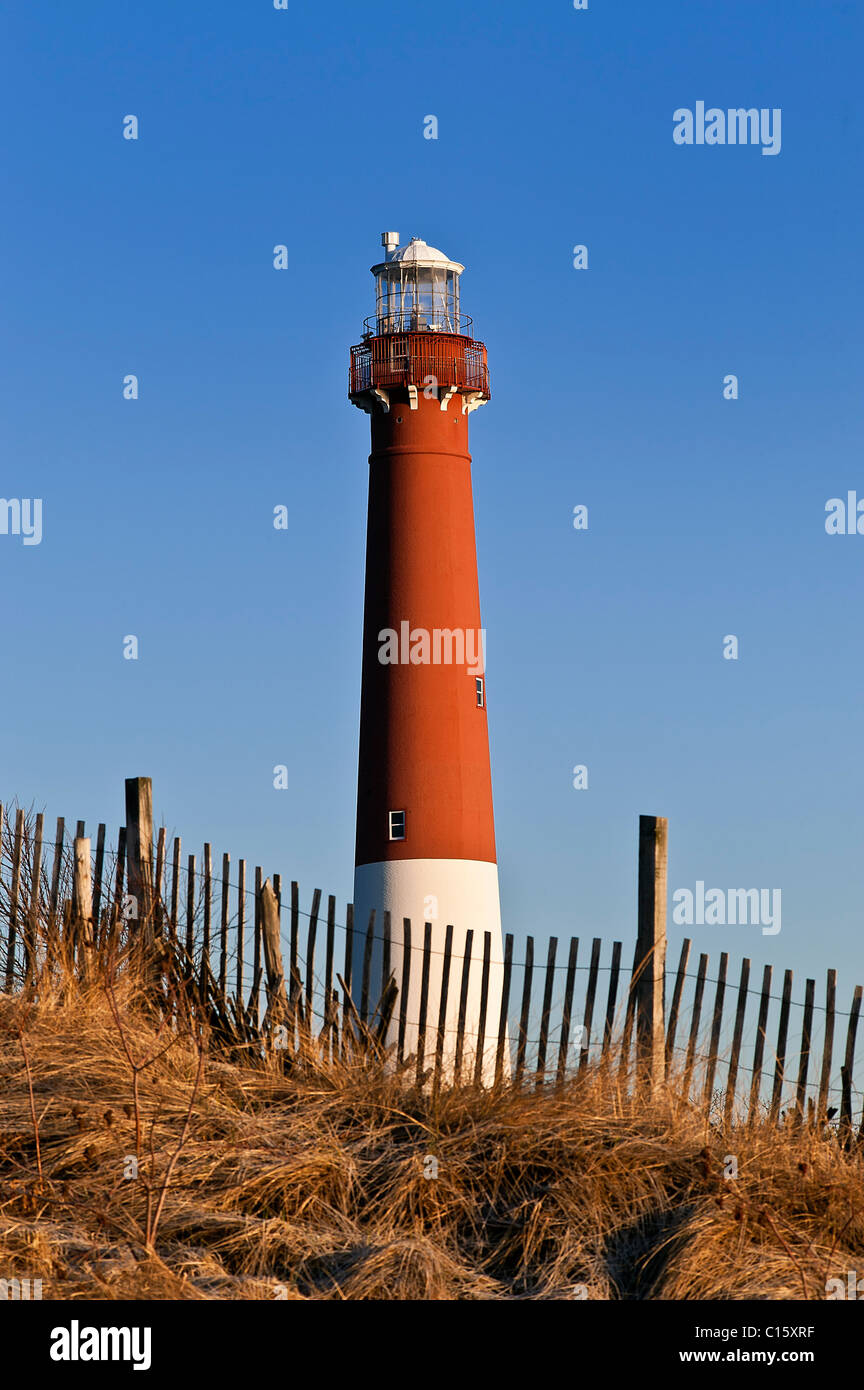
[1, 778, 862, 1132]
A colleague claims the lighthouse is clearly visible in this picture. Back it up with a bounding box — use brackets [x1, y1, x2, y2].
[349, 232, 506, 1079]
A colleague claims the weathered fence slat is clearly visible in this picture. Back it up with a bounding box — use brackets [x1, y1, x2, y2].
[817, 968, 836, 1125]
[236, 858, 246, 1002]
[433, 923, 454, 1092]
[557, 937, 579, 1084]
[92, 823, 106, 941]
[219, 852, 230, 998]
[770, 969, 794, 1122]
[24, 812, 44, 980]
[185, 853, 196, 959]
[112, 827, 126, 944]
[169, 836, 181, 941]
[580, 937, 602, 1071]
[415, 921, 433, 1085]
[306, 887, 322, 1027]
[617, 940, 641, 1083]
[514, 935, 534, 1084]
[794, 978, 816, 1124]
[748, 963, 773, 1122]
[682, 952, 709, 1094]
[360, 909, 375, 1025]
[665, 938, 691, 1074]
[474, 930, 492, 1087]
[397, 918, 411, 1065]
[840, 984, 862, 1140]
[840, 1066, 853, 1147]
[252, 868, 263, 1028]
[342, 903, 354, 1060]
[4, 809, 25, 989]
[154, 827, 166, 921]
[703, 951, 728, 1109]
[454, 927, 474, 1084]
[381, 910, 391, 999]
[343, 903, 354, 993]
[535, 936, 557, 1087]
[602, 939, 623, 1057]
[201, 843, 213, 990]
[725, 957, 750, 1126]
[48, 811, 64, 934]
[49, 816, 65, 929]
[324, 895, 336, 1047]
[494, 932, 513, 1086]
[290, 881, 299, 981]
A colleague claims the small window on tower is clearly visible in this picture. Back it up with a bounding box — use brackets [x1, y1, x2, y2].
[476, 677, 485, 708]
[389, 810, 406, 841]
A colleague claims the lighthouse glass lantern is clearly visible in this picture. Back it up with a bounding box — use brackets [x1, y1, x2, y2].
[350, 232, 490, 405]
[372, 234, 463, 334]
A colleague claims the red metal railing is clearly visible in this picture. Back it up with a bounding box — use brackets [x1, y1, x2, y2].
[350, 332, 490, 398]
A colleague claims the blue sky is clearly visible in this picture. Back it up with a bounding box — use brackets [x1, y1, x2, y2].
[1, 0, 863, 1023]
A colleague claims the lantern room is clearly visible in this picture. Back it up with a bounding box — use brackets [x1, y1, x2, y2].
[370, 233, 464, 335]
[350, 232, 490, 406]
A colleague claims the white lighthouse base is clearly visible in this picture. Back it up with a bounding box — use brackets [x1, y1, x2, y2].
[351, 858, 509, 1084]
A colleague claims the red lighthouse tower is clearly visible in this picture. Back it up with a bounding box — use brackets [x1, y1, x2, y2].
[349, 232, 505, 1076]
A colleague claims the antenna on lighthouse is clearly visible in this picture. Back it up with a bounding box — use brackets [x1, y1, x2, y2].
[381, 231, 399, 260]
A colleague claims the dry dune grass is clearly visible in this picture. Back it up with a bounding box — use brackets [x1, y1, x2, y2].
[1, 975, 863, 1301]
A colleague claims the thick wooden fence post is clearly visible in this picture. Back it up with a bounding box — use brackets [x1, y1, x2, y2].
[260, 878, 289, 1037]
[124, 777, 154, 941]
[636, 814, 668, 1095]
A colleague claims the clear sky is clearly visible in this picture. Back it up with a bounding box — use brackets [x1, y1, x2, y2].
[2, 0, 863, 1029]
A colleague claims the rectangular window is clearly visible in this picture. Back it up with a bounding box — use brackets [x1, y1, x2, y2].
[388, 810, 406, 841]
[476, 677, 485, 708]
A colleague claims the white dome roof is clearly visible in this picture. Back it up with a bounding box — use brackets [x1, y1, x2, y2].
[392, 237, 449, 264]
[373, 236, 464, 275]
